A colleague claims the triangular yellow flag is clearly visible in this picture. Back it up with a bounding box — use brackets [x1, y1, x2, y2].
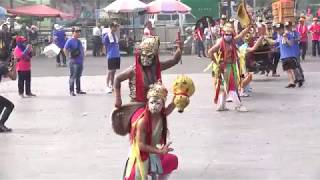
[237, 0, 251, 28]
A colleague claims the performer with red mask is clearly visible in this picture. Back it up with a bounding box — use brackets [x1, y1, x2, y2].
[208, 22, 250, 112]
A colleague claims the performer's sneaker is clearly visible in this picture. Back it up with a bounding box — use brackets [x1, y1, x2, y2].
[106, 87, 113, 94]
[235, 105, 248, 112]
[226, 97, 233, 102]
[216, 107, 229, 111]
[240, 92, 249, 97]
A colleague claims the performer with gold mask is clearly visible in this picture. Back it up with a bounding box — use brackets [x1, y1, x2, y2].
[208, 22, 250, 112]
[114, 36, 182, 109]
[123, 82, 178, 180]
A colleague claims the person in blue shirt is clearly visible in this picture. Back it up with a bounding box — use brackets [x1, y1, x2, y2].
[285, 21, 304, 86]
[271, 24, 299, 88]
[64, 27, 86, 96]
[53, 24, 67, 67]
[103, 22, 121, 94]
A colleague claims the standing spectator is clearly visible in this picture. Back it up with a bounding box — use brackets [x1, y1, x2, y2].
[104, 22, 121, 94]
[28, 25, 39, 56]
[297, 16, 308, 60]
[53, 24, 67, 67]
[92, 23, 102, 57]
[309, 17, 320, 57]
[204, 22, 215, 57]
[271, 23, 280, 77]
[194, 24, 206, 58]
[285, 21, 304, 87]
[64, 27, 86, 96]
[272, 24, 298, 88]
[14, 36, 36, 98]
[143, 21, 155, 36]
[0, 24, 12, 64]
[101, 25, 110, 56]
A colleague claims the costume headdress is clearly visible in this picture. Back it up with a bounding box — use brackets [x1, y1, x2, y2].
[147, 81, 168, 102]
[222, 23, 234, 34]
[138, 36, 160, 55]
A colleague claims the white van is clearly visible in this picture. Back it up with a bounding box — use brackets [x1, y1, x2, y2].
[147, 13, 196, 26]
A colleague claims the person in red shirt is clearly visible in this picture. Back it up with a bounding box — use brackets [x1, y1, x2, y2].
[297, 16, 308, 60]
[14, 36, 36, 98]
[143, 21, 155, 37]
[194, 24, 206, 58]
[309, 17, 320, 57]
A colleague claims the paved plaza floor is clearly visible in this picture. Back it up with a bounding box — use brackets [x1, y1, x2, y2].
[0, 55, 320, 179]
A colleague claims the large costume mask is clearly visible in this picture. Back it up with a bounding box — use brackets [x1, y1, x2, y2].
[139, 36, 160, 67]
[222, 23, 235, 43]
[147, 82, 168, 114]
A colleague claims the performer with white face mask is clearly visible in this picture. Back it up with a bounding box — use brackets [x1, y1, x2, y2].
[208, 22, 251, 112]
[113, 36, 182, 109]
[124, 82, 178, 180]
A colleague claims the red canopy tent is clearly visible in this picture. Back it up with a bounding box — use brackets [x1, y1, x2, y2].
[7, 4, 73, 19]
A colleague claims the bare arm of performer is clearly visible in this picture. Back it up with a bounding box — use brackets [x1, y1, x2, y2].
[208, 38, 222, 55]
[137, 118, 173, 154]
[114, 67, 135, 108]
[165, 100, 176, 116]
[160, 45, 182, 71]
[235, 26, 250, 41]
[246, 36, 264, 53]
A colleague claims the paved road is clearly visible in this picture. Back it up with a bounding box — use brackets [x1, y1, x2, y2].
[0, 55, 320, 179]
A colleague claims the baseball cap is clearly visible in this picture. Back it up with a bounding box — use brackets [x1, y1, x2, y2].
[16, 36, 27, 43]
[72, 26, 81, 32]
[284, 21, 292, 26]
[110, 21, 120, 27]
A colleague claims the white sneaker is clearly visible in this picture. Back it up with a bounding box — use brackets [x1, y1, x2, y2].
[235, 105, 248, 112]
[106, 87, 112, 94]
[226, 96, 233, 102]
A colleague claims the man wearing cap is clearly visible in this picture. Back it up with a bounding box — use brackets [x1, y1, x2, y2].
[297, 16, 308, 60]
[285, 21, 304, 86]
[53, 24, 67, 67]
[269, 24, 299, 88]
[104, 22, 121, 94]
[64, 27, 86, 96]
[309, 17, 320, 57]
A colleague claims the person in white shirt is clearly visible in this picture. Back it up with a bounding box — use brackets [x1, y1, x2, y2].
[92, 23, 102, 57]
[204, 22, 216, 56]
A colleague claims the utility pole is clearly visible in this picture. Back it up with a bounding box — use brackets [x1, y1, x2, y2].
[10, 0, 13, 8]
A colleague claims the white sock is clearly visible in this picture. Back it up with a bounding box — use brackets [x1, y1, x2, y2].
[229, 91, 241, 107]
